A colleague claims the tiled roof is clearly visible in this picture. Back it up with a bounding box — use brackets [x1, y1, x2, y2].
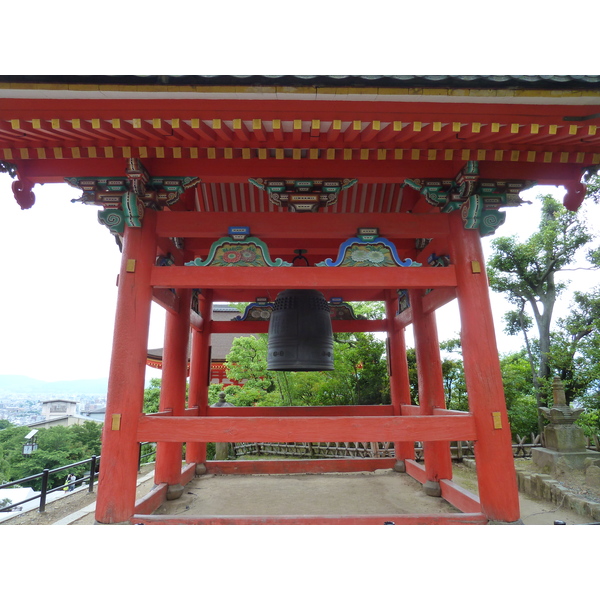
[2, 75, 599, 89]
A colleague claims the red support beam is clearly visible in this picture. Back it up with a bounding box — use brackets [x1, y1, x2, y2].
[130, 513, 489, 525]
[394, 287, 458, 329]
[186, 290, 213, 466]
[151, 265, 457, 291]
[154, 288, 191, 489]
[206, 405, 395, 417]
[134, 483, 167, 516]
[410, 289, 453, 486]
[206, 458, 395, 475]
[136, 414, 477, 443]
[95, 211, 157, 524]
[210, 319, 388, 334]
[447, 210, 521, 523]
[439, 479, 482, 514]
[385, 293, 415, 464]
[155, 211, 451, 240]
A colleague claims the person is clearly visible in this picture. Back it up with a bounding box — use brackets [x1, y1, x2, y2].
[68, 473, 76, 492]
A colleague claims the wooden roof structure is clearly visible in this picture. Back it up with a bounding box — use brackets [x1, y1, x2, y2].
[2, 75, 598, 198]
[2, 75, 598, 303]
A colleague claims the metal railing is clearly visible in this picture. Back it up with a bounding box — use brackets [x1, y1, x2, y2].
[0, 441, 157, 516]
[138, 442, 157, 468]
[0, 455, 99, 514]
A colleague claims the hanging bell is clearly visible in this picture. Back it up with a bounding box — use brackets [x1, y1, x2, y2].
[267, 289, 334, 371]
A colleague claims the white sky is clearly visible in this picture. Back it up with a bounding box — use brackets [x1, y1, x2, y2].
[0, 17, 598, 383]
[0, 174, 598, 382]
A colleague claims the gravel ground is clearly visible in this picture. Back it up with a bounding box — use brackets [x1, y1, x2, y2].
[2, 460, 598, 525]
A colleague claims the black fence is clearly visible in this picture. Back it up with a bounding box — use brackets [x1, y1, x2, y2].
[0, 455, 100, 515]
[0, 442, 157, 516]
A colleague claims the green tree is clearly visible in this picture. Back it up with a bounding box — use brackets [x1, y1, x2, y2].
[143, 378, 162, 413]
[223, 302, 390, 407]
[546, 288, 600, 436]
[439, 338, 468, 411]
[499, 350, 539, 439]
[0, 423, 103, 489]
[487, 194, 597, 430]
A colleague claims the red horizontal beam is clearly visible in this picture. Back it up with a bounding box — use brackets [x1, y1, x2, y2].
[210, 319, 388, 334]
[440, 479, 482, 514]
[405, 459, 427, 483]
[134, 483, 167, 516]
[136, 414, 477, 443]
[206, 405, 395, 417]
[155, 211, 451, 240]
[150, 265, 457, 291]
[206, 458, 395, 475]
[151, 288, 179, 314]
[1, 97, 594, 122]
[129, 512, 489, 525]
[10, 157, 586, 186]
[395, 287, 458, 328]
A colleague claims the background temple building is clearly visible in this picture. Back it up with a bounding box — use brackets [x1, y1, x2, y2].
[146, 304, 249, 386]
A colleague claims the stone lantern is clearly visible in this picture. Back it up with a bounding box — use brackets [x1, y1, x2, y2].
[532, 377, 596, 473]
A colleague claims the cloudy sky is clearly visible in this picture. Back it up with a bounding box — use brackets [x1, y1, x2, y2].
[1, 171, 598, 383]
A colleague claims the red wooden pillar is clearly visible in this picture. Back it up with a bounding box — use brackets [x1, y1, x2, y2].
[385, 293, 414, 469]
[154, 288, 191, 497]
[448, 211, 520, 522]
[185, 290, 213, 471]
[408, 288, 453, 495]
[95, 210, 157, 524]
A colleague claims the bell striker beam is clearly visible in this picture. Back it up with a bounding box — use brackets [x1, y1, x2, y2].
[154, 287, 191, 495]
[186, 289, 213, 469]
[448, 210, 520, 522]
[95, 210, 157, 524]
[408, 288, 453, 492]
[385, 292, 414, 468]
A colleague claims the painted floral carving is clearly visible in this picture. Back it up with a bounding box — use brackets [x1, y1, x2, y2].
[222, 249, 243, 263]
[186, 237, 292, 267]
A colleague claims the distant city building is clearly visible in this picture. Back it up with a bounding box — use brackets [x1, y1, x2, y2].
[27, 398, 97, 429]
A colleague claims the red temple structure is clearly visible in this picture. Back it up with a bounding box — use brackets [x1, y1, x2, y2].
[1, 75, 599, 524]
[146, 304, 248, 386]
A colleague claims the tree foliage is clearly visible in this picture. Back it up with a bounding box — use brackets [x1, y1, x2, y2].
[0, 421, 103, 489]
[487, 193, 599, 433]
[547, 288, 600, 420]
[487, 191, 600, 436]
[488, 195, 594, 381]
[223, 302, 390, 407]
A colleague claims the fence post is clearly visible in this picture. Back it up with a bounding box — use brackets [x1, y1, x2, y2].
[89, 456, 97, 493]
[39, 469, 50, 513]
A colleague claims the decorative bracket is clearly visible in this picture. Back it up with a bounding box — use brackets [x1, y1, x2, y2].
[67, 158, 200, 237]
[234, 298, 274, 321]
[405, 161, 534, 236]
[185, 226, 292, 267]
[2, 160, 36, 210]
[316, 228, 420, 267]
[329, 298, 366, 320]
[249, 178, 358, 212]
[0, 160, 18, 179]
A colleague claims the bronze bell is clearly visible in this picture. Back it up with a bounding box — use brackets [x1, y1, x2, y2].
[267, 289, 334, 371]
